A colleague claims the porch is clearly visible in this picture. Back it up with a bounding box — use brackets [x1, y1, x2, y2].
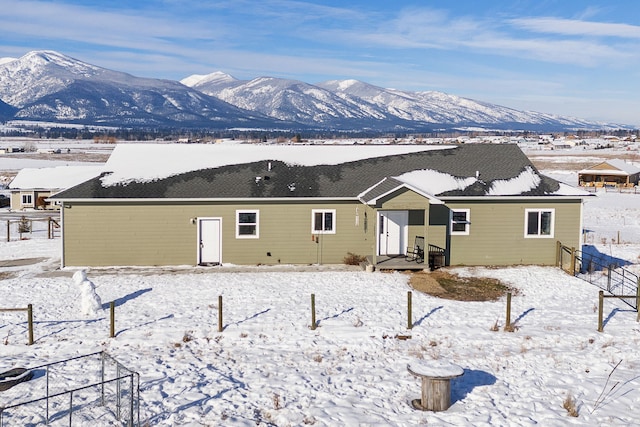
[364, 244, 446, 271]
[365, 255, 428, 271]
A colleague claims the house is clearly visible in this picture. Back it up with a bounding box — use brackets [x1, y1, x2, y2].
[9, 165, 103, 210]
[51, 143, 589, 269]
[578, 159, 640, 188]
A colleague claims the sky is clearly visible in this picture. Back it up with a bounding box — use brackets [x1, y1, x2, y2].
[1, 0, 640, 126]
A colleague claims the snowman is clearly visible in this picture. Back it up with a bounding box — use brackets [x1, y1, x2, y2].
[72, 269, 103, 317]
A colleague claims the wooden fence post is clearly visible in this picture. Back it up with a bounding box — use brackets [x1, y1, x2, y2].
[598, 291, 604, 332]
[570, 247, 576, 276]
[109, 301, 115, 338]
[556, 241, 561, 266]
[27, 304, 34, 345]
[505, 292, 512, 331]
[407, 291, 413, 330]
[311, 294, 316, 330]
[218, 295, 223, 332]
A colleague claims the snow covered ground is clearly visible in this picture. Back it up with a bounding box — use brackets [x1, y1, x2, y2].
[1, 148, 640, 426]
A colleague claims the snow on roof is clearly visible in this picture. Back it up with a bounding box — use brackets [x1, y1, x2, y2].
[553, 182, 593, 196]
[100, 143, 454, 186]
[578, 159, 640, 175]
[9, 165, 103, 189]
[395, 169, 477, 195]
[487, 166, 540, 196]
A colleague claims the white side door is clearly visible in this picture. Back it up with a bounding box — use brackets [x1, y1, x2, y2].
[198, 218, 222, 265]
[378, 211, 408, 256]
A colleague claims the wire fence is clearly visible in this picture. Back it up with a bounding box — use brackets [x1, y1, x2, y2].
[558, 242, 638, 310]
[0, 351, 139, 426]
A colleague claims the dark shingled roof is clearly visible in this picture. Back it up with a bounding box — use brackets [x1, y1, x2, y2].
[52, 144, 566, 200]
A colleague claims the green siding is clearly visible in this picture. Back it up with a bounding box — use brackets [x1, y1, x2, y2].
[61, 200, 377, 267]
[443, 200, 581, 266]
[428, 204, 449, 249]
[60, 193, 583, 267]
[378, 188, 429, 210]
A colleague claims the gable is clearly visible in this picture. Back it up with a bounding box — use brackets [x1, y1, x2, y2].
[579, 159, 640, 176]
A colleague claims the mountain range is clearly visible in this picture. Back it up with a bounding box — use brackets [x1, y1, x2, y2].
[0, 50, 630, 132]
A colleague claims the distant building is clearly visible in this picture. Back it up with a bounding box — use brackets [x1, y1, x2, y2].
[9, 165, 103, 210]
[578, 159, 640, 188]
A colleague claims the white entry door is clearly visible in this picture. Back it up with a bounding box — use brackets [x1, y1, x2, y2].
[198, 218, 222, 265]
[378, 211, 408, 256]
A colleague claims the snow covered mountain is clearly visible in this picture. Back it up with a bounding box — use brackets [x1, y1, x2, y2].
[0, 97, 16, 121]
[318, 79, 592, 128]
[0, 50, 628, 131]
[0, 51, 280, 128]
[187, 73, 615, 131]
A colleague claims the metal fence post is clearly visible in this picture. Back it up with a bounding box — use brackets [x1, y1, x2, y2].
[69, 390, 74, 426]
[218, 295, 223, 333]
[636, 280, 640, 322]
[101, 352, 106, 406]
[116, 364, 122, 421]
[129, 374, 135, 427]
[407, 291, 413, 330]
[311, 294, 316, 330]
[46, 366, 50, 423]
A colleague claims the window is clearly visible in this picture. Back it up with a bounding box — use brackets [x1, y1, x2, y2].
[525, 209, 554, 238]
[312, 209, 336, 234]
[21, 194, 33, 206]
[450, 209, 470, 235]
[236, 210, 259, 238]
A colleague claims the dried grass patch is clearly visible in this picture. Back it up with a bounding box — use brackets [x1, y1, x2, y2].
[0, 272, 16, 280]
[409, 269, 512, 301]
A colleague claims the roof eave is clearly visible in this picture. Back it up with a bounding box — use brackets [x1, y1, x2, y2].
[54, 196, 363, 203]
[440, 194, 593, 201]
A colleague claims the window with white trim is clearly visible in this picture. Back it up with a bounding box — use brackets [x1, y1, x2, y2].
[450, 209, 470, 235]
[236, 210, 259, 238]
[21, 194, 33, 206]
[525, 209, 554, 238]
[312, 209, 336, 234]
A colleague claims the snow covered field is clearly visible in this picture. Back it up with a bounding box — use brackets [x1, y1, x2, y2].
[2, 146, 640, 426]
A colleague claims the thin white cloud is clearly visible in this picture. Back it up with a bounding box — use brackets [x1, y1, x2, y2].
[314, 7, 640, 67]
[0, 0, 233, 51]
[509, 17, 640, 38]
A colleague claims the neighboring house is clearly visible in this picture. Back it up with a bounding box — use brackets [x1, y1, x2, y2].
[9, 166, 103, 210]
[51, 143, 589, 268]
[578, 159, 640, 188]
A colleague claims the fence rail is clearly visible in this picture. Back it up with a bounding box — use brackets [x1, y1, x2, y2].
[557, 241, 639, 310]
[0, 305, 33, 345]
